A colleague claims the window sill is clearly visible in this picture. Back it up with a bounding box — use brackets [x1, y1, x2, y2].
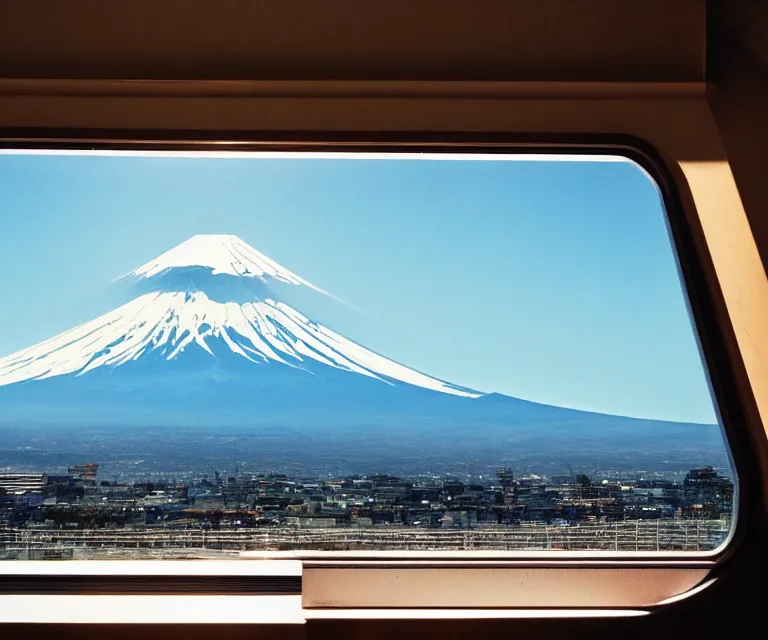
[0, 594, 305, 624]
[0, 593, 655, 624]
[0, 559, 716, 614]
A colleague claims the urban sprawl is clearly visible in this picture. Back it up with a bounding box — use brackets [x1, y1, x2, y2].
[0, 464, 734, 558]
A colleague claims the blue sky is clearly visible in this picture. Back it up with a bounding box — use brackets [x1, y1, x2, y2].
[0, 152, 717, 423]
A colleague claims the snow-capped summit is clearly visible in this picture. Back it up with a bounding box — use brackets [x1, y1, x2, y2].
[0, 235, 478, 399]
[131, 234, 322, 291]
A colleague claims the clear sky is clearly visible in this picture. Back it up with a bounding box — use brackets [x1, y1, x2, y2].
[0, 152, 717, 423]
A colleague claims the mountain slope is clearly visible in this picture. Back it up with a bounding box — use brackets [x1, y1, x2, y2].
[0, 289, 475, 398]
[0, 233, 724, 469]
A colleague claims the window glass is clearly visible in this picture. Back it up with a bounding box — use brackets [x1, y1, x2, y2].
[0, 151, 734, 558]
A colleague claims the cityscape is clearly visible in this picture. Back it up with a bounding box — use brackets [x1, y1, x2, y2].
[0, 461, 734, 558]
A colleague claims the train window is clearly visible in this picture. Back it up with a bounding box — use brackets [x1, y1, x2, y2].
[0, 148, 735, 563]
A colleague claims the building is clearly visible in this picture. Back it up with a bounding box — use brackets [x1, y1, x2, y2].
[0, 473, 46, 495]
[67, 463, 99, 483]
[682, 467, 735, 519]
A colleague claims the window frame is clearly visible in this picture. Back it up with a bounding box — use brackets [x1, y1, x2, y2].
[0, 130, 764, 616]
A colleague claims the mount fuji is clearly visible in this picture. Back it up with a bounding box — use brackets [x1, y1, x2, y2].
[0, 234, 726, 472]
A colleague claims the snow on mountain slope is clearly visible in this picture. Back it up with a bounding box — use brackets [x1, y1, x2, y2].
[0, 235, 479, 398]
